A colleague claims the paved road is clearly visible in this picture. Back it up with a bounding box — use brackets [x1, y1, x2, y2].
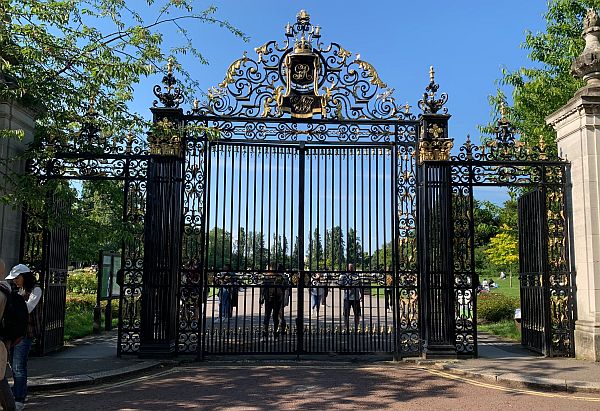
[27, 364, 600, 410]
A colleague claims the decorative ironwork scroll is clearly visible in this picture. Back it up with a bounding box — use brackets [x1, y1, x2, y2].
[191, 10, 413, 121]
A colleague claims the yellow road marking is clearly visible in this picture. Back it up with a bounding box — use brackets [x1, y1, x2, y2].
[423, 367, 600, 402]
[30, 364, 600, 403]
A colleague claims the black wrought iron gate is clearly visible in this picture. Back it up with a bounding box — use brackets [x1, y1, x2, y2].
[518, 190, 549, 354]
[447, 116, 575, 358]
[21, 9, 576, 359]
[196, 140, 418, 357]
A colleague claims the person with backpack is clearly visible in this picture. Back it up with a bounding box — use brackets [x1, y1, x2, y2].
[0, 259, 16, 411]
[6, 265, 42, 411]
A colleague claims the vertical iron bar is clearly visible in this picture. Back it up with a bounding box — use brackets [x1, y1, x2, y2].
[297, 143, 306, 357]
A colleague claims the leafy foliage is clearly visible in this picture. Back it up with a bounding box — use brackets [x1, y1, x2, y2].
[484, 224, 519, 274]
[69, 181, 123, 263]
[485, 0, 599, 152]
[0, 0, 246, 206]
[67, 268, 97, 294]
[474, 200, 501, 247]
[477, 292, 519, 323]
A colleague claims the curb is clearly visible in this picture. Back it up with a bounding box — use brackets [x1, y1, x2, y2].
[435, 363, 600, 394]
[28, 361, 164, 392]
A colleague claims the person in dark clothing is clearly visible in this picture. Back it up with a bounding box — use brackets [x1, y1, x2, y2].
[260, 265, 285, 340]
[277, 264, 290, 334]
[228, 270, 239, 318]
[217, 265, 233, 322]
[340, 263, 362, 332]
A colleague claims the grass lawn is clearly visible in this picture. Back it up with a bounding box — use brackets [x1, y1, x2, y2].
[64, 308, 118, 342]
[479, 319, 521, 341]
[478, 273, 522, 341]
[480, 273, 521, 299]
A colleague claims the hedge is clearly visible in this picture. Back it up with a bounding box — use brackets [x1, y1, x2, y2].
[67, 268, 97, 294]
[477, 292, 519, 323]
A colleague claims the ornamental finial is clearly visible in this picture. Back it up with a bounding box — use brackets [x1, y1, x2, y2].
[297, 9, 310, 25]
[572, 9, 600, 85]
[500, 100, 508, 120]
[153, 58, 184, 108]
[585, 8, 600, 30]
[418, 66, 448, 114]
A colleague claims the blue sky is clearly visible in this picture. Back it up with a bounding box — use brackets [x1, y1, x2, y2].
[131, 1, 549, 204]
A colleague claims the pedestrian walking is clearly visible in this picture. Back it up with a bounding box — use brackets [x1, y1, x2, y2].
[260, 265, 285, 340]
[217, 265, 233, 322]
[310, 271, 326, 316]
[228, 271, 239, 318]
[6, 264, 43, 410]
[340, 263, 362, 332]
[0, 259, 15, 411]
[384, 270, 394, 313]
[277, 264, 290, 334]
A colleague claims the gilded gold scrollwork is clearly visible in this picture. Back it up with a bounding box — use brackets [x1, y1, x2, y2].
[219, 51, 249, 89]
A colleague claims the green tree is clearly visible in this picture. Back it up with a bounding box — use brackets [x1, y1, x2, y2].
[487, 0, 597, 151]
[206, 227, 232, 270]
[307, 227, 323, 270]
[370, 241, 393, 271]
[291, 236, 300, 270]
[270, 233, 288, 268]
[325, 226, 345, 270]
[474, 200, 501, 247]
[484, 224, 519, 275]
[69, 181, 123, 264]
[246, 231, 268, 270]
[346, 228, 363, 267]
[0, 1, 245, 204]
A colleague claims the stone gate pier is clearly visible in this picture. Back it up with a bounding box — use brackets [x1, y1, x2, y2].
[0, 100, 35, 269]
[547, 9, 600, 361]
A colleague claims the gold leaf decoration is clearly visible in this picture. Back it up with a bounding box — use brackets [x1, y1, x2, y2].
[219, 51, 249, 88]
[356, 58, 387, 89]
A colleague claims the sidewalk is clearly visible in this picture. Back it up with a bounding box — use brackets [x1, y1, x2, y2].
[434, 333, 600, 393]
[23, 331, 600, 394]
[26, 331, 161, 391]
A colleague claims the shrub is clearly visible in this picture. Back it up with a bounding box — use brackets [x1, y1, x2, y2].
[66, 293, 96, 311]
[477, 292, 519, 323]
[66, 293, 118, 316]
[67, 268, 97, 294]
[64, 292, 119, 341]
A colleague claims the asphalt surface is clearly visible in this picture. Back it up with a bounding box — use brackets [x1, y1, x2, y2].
[27, 364, 600, 410]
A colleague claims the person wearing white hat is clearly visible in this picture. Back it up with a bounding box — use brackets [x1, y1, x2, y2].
[6, 264, 41, 411]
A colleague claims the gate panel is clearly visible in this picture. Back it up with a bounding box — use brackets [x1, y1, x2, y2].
[395, 143, 420, 356]
[303, 146, 397, 355]
[198, 141, 416, 356]
[118, 177, 146, 355]
[518, 189, 548, 354]
[202, 143, 300, 354]
[178, 138, 207, 354]
[40, 193, 70, 355]
[451, 183, 476, 356]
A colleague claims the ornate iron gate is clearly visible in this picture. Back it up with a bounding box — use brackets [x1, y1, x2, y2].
[157, 10, 422, 358]
[192, 140, 418, 357]
[23, 123, 150, 355]
[20, 191, 70, 355]
[518, 189, 550, 354]
[446, 115, 575, 357]
[20, 9, 576, 359]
